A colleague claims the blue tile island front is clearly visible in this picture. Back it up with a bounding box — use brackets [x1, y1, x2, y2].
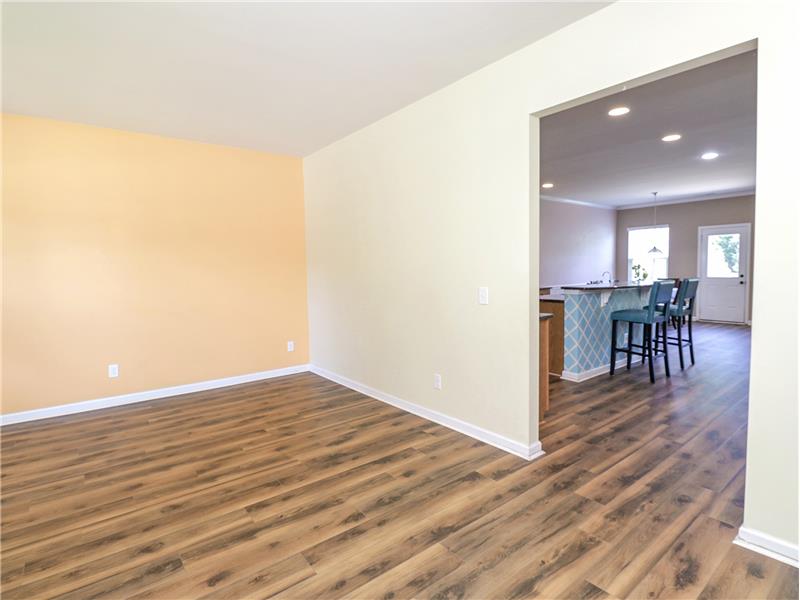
[560, 283, 652, 381]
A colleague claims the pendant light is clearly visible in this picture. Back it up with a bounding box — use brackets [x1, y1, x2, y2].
[648, 192, 663, 255]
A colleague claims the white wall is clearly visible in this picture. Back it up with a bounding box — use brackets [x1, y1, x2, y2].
[540, 199, 616, 287]
[304, 58, 532, 448]
[305, 1, 798, 557]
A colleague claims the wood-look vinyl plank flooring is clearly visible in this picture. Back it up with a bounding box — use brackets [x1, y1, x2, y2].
[2, 323, 796, 599]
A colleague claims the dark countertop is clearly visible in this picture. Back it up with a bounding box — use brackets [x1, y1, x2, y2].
[540, 294, 565, 303]
[539, 313, 554, 320]
[560, 282, 652, 291]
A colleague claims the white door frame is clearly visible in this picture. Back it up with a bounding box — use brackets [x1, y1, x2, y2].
[696, 223, 752, 324]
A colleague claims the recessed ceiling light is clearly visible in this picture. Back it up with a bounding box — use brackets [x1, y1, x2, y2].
[661, 133, 682, 142]
[541, 182, 554, 189]
[701, 151, 719, 160]
[608, 106, 630, 117]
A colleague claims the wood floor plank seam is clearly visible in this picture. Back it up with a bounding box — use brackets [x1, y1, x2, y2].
[1, 323, 796, 600]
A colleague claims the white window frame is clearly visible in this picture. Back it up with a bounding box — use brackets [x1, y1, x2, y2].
[626, 224, 670, 283]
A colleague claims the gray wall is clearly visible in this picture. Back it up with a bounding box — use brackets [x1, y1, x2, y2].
[616, 194, 755, 317]
[539, 199, 616, 287]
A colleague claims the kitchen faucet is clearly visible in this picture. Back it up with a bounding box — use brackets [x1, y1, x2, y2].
[602, 271, 612, 284]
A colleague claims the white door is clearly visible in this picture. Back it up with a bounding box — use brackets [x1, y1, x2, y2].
[698, 224, 751, 323]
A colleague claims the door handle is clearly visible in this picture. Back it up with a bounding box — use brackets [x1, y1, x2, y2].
[740, 281, 745, 285]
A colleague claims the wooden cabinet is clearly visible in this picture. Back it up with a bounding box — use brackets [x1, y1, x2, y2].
[539, 314, 551, 421]
[539, 299, 564, 376]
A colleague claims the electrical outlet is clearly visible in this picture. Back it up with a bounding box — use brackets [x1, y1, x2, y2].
[478, 287, 489, 305]
[287, 340, 295, 352]
[108, 364, 119, 378]
[433, 373, 442, 390]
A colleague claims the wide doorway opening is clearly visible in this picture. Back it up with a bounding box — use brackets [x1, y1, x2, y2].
[529, 45, 774, 596]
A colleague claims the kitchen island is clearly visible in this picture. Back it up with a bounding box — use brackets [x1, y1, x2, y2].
[554, 282, 652, 381]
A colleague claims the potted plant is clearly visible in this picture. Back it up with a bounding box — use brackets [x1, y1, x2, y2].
[632, 264, 648, 283]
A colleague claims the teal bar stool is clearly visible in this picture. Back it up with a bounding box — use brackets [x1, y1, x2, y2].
[666, 278, 699, 369]
[609, 280, 673, 383]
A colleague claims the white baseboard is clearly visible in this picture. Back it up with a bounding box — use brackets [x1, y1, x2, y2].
[562, 358, 627, 383]
[696, 317, 748, 326]
[734, 526, 799, 568]
[3, 362, 545, 462]
[309, 365, 544, 461]
[0, 364, 311, 426]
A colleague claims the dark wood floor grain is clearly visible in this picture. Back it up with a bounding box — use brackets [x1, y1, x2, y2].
[1, 322, 797, 599]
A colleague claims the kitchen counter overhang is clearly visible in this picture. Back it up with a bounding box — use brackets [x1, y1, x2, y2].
[560, 282, 652, 291]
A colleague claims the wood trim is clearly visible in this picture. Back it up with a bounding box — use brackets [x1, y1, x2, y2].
[539, 300, 564, 375]
[538, 318, 550, 421]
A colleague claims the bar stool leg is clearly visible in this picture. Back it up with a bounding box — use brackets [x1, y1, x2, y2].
[610, 319, 618, 376]
[646, 325, 655, 383]
[654, 321, 660, 355]
[677, 319, 685, 370]
[626, 322, 633, 370]
[641, 324, 645, 364]
[688, 316, 695, 364]
[662, 321, 670, 377]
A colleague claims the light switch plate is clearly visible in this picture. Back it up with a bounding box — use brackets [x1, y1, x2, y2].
[479, 287, 489, 305]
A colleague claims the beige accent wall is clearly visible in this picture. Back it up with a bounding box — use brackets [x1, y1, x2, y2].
[540, 199, 616, 287]
[2, 114, 309, 414]
[305, 2, 797, 550]
[616, 195, 755, 318]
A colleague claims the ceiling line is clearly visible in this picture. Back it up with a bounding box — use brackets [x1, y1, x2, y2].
[540, 194, 617, 210]
[617, 189, 755, 210]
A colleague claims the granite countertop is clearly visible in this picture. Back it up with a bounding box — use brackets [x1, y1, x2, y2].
[539, 313, 554, 320]
[560, 281, 652, 291]
[540, 294, 565, 303]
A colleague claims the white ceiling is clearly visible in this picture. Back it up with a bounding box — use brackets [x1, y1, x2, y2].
[2, 2, 606, 157]
[540, 51, 757, 208]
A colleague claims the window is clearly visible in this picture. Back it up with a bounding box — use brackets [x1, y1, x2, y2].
[627, 226, 669, 283]
[705, 233, 740, 277]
